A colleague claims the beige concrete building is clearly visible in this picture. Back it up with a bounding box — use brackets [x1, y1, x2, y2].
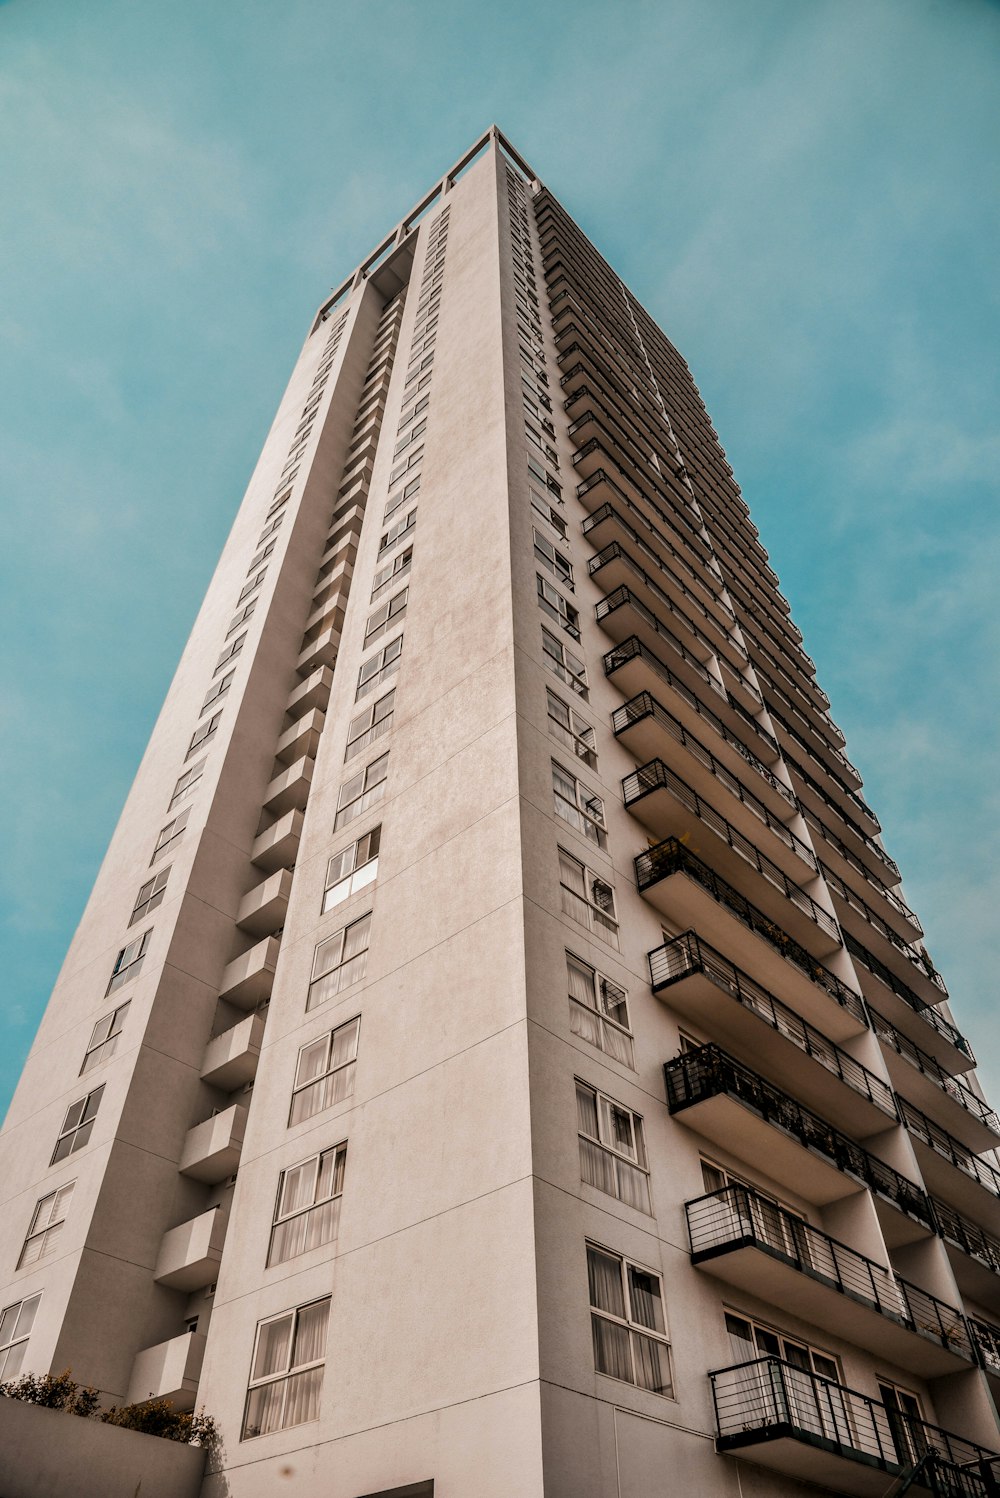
[2, 127, 999, 1497]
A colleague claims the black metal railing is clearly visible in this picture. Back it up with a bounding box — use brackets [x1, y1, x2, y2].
[636, 837, 864, 1019]
[607, 645, 778, 769]
[899, 1097, 1000, 1202]
[650, 932, 893, 1116]
[870, 1008, 999, 1136]
[821, 855, 944, 982]
[613, 691, 795, 809]
[933, 1196, 1000, 1278]
[971, 1317, 1000, 1377]
[846, 932, 974, 1062]
[665, 1044, 934, 1229]
[625, 762, 837, 939]
[596, 586, 728, 695]
[589, 540, 748, 666]
[711, 1357, 998, 1493]
[582, 498, 737, 629]
[688, 1186, 971, 1358]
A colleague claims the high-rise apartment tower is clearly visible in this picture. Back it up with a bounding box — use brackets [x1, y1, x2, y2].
[2, 128, 999, 1498]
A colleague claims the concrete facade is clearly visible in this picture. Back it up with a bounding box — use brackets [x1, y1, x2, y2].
[1, 128, 999, 1497]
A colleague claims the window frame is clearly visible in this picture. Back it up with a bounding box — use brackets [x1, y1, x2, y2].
[577, 1079, 651, 1212]
[241, 1297, 331, 1440]
[267, 1144, 347, 1267]
[587, 1242, 673, 1397]
[107, 929, 150, 995]
[18, 1183, 75, 1269]
[552, 760, 606, 848]
[566, 952, 633, 1067]
[81, 1002, 130, 1075]
[334, 752, 389, 831]
[0, 1294, 42, 1379]
[307, 913, 371, 1012]
[558, 847, 619, 948]
[289, 1016, 361, 1126]
[129, 868, 169, 926]
[51, 1085, 105, 1165]
[322, 828, 380, 913]
[546, 688, 597, 769]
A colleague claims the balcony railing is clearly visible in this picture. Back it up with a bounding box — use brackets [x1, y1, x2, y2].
[871, 1007, 999, 1136]
[650, 932, 894, 1117]
[636, 837, 864, 1021]
[971, 1317, 1000, 1378]
[688, 1186, 971, 1359]
[625, 764, 836, 939]
[596, 585, 729, 694]
[582, 498, 737, 629]
[589, 540, 748, 666]
[801, 804, 921, 934]
[821, 856, 944, 987]
[787, 747, 897, 875]
[899, 1097, 1000, 1202]
[933, 1196, 1000, 1278]
[665, 1045, 934, 1230]
[846, 932, 974, 1063]
[711, 1357, 998, 1493]
[613, 690, 793, 809]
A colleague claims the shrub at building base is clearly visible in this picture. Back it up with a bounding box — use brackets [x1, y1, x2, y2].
[0, 1370, 217, 1447]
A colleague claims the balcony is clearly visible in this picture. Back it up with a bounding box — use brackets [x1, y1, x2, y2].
[688, 1186, 972, 1376]
[596, 585, 729, 703]
[613, 691, 794, 822]
[636, 838, 864, 1041]
[846, 931, 976, 1074]
[898, 1097, 1000, 1233]
[200, 1009, 265, 1090]
[605, 636, 777, 765]
[218, 934, 279, 1009]
[802, 805, 922, 946]
[625, 766, 836, 952]
[970, 1317, 1000, 1399]
[153, 1206, 228, 1292]
[274, 706, 324, 766]
[589, 541, 736, 668]
[577, 472, 727, 607]
[871, 1007, 1000, 1153]
[127, 1332, 207, 1411]
[251, 807, 303, 872]
[933, 1198, 1000, 1313]
[711, 1357, 998, 1495]
[822, 859, 945, 1003]
[665, 1045, 933, 1231]
[179, 1103, 247, 1183]
[650, 932, 894, 1136]
[296, 624, 339, 675]
[237, 868, 292, 938]
[262, 755, 314, 816]
[286, 664, 333, 719]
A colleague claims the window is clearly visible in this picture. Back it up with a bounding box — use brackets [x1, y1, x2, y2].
[186, 712, 221, 759]
[168, 761, 205, 812]
[542, 626, 587, 698]
[238, 568, 267, 605]
[290, 1016, 360, 1125]
[268, 1145, 347, 1266]
[242, 1297, 330, 1439]
[307, 913, 371, 1011]
[364, 588, 408, 648]
[546, 689, 596, 769]
[323, 828, 380, 913]
[0, 1294, 41, 1378]
[559, 849, 618, 948]
[371, 546, 412, 601]
[201, 670, 235, 715]
[215, 633, 247, 673]
[878, 1381, 927, 1470]
[701, 1158, 807, 1262]
[356, 635, 402, 701]
[335, 753, 389, 830]
[552, 762, 606, 848]
[51, 1086, 104, 1164]
[724, 1312, 846, 1441]
[81, 1002, 129, 1075]
[384, 474, 421, 521]
[577, 1081, 650, 1211]
[533, 529, 573, 588]
[378, 509, 417, 558]
[227, 599, 257, 637]
[18, 1184, 74, 1269]
[152, 805, 190, 861]
[587, 1244, 672, 1395]
[528, 454, 561, 498]
[107, 930, 150, 995]
[530, 487, 567, 537]
[537, 575, 579, 638]
[346, 690, 395, 761]
[389, 445, 423, 488]
[129, 868, 168, 926]
[567, 954, 633, 1066]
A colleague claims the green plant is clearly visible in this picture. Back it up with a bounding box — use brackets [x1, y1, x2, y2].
[98, 1397, 219, 1448]
[0, 1369, 100, 1417]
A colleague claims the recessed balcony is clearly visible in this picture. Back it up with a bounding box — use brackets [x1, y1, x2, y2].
[218, 934, 279, 1009]
[275, 707, 324, 766]
[153, 1206, 228, 1292]
[625, 765, 832, 947]
[251, 807, 304, 872]
[604, 636, 777, 767]
[127, 1332, 207, 1411]
[297, 625, 339, 675]
[179, 1103, 247, 1183]
[237, 868, 293, 938]
[200, 1010, 265, 1090]
[262, 756, 314, 816]
[636, 839, 862, 1039]
[847, 931, 976, 1075]
[650, 932, 894, 1137]
[688, 1186, 972, 1376]
[710, 1357, 998, 1496]
[286, 665, 333, 720]
[899, 1098, 1000, 1235]
[933, 1197, 1000, 1314]
[665, 1044, 933, 1231]
[970, 1317, 1000, 1401]
[871, 1007, 1000, 1153]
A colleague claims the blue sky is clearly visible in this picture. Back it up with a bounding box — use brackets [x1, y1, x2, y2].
[1, 0, 998, 1117]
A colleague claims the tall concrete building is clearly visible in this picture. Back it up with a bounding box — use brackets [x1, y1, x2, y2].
[2, 127, 999, 1498]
